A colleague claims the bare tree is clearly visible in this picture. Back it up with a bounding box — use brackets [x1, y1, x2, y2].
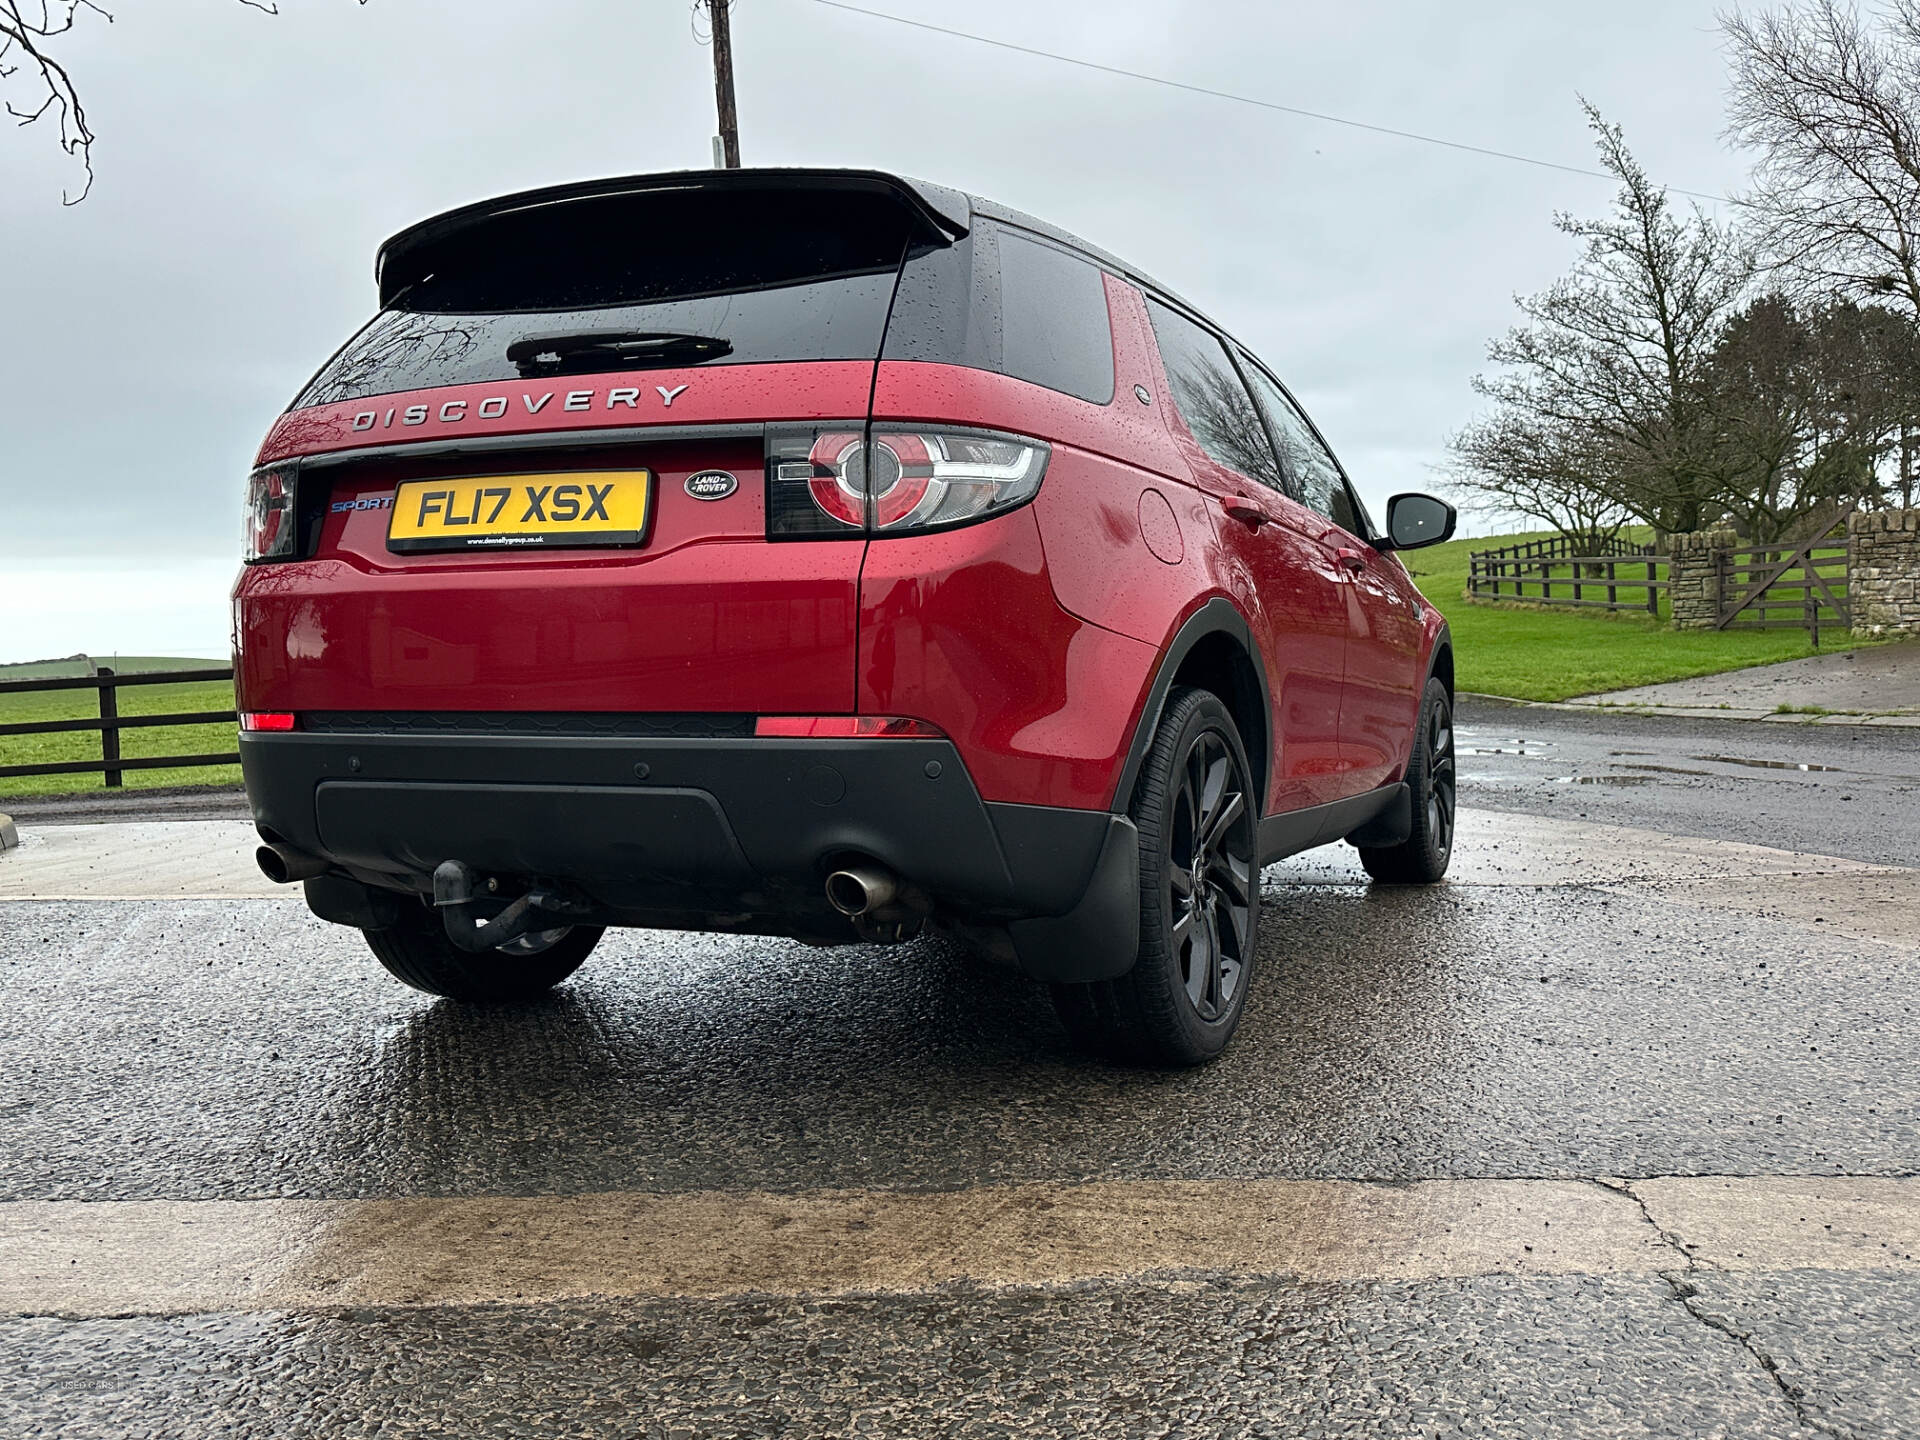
[1450, 104, 1753, 538]
[1442, 412, 1634, 553]
[1, 0, 359, 203]
[1724, 1, 1920, 311]
[1, 2, 97, 200]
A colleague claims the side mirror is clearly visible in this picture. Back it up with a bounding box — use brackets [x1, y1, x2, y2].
[1383, 493, 1456, 551]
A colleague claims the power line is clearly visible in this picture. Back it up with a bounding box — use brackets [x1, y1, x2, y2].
[804, 0, 1733, 204]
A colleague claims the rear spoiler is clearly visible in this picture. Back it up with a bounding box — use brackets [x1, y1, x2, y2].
[375, 168, 973, 308]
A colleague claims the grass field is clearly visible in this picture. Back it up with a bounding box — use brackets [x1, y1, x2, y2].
[1400, 530, 1867, 702]
[0, 654, 226, 679]
[0, 657, 238, 800]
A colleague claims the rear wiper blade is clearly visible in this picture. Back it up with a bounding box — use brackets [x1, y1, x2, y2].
[506, 330, 733, 377]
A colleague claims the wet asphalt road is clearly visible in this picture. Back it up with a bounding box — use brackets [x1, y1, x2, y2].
[1455, 697, 1920, 866]
[3, 711, 1919, 1437]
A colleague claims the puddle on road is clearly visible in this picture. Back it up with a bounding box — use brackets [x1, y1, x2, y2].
[1693, 755, 1844, 774]
[1550, 774, 1655, 786]
[1620, 764, 1713, 778]
[1458, 734, 1557, 758]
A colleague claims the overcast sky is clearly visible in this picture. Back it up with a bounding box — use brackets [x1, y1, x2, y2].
[0, 0, 1753, 662]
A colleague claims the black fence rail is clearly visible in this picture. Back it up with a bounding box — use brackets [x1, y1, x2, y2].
[1468, 535, 1666, 614]
[0, 666, 238, 786]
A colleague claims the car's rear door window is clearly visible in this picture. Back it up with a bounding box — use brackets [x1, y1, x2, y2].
[1145, 299, 1284, 491]
[1236, 352, 1367, 534]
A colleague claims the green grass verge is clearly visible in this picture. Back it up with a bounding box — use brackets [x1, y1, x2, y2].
[0, 654, 225, 678]
[1403, 530, 1868, 702]
[0, 677, 240, 800]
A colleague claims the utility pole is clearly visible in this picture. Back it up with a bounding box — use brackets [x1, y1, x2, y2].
[707, 0, 741, 169]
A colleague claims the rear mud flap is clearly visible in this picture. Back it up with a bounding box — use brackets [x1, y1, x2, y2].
[1006, 815, 1140, 982]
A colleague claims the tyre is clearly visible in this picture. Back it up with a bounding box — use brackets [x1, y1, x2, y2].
[1358, 676, 1456, 884]
[363, 907, 603, 1002]
[1051, 686, 1260, 1067]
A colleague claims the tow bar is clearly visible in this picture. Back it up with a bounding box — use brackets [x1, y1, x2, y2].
[431, 860, 591, 953]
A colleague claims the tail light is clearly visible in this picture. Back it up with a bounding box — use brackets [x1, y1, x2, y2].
[767, 426, 1049, 538]
[244, 467, 297, 562]
[239, 712, 297, 732]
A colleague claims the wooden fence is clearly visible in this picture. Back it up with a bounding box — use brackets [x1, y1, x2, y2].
[1713, 539, 1850, 643]
[0, 666, 238, 787]
[1467, 535, 1666, 614]
[1469, 530, 1852, 643]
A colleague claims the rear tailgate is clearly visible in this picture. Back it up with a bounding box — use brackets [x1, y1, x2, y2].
[247, 395, 866, 713]
[239, 173, 965, 717]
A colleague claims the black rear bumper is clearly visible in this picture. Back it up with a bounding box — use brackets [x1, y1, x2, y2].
[239, 730, 1138, 982]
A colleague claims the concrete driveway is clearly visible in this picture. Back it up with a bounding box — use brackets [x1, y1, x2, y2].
[3, 707, 1918, 1437]
[1566, 637, 1920, 721]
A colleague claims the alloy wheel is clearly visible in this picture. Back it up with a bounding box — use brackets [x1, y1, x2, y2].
[1427, 699, 1456, 857]
[1166, 729, 1255, 1022]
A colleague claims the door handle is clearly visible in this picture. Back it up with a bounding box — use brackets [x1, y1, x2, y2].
[1220, 494, 1269, 528]
[1336, 547, 1368, 573]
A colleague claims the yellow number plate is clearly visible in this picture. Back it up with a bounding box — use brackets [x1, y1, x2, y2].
[387, 472, 652, 553]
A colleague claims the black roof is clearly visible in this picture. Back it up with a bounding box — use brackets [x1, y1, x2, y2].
[374, 166, 1203, 323]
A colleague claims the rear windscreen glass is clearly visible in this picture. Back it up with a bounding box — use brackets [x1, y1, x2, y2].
[295, 187, 914, 408]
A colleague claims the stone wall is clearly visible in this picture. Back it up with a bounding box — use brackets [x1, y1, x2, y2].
[1850, 509, 1920, 637]
[1667, 528, 1739, 630]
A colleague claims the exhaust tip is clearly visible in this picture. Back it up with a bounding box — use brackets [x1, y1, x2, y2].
[826, 865, 897, 918]
[257, 842, 327, 884]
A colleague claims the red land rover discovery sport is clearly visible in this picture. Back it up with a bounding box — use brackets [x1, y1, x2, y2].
[237, 168, 1457, 1066]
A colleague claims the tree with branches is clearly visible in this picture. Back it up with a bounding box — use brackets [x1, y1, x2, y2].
[1449, 104, 1754, 540]
[1442, 411, 1635, 553]
[1705, 293, 1920, 532]
[1724, 0, 1920, 313]
[1, 0, 361, 202]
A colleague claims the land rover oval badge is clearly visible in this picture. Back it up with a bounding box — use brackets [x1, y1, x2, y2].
[685, 470, 738, 501]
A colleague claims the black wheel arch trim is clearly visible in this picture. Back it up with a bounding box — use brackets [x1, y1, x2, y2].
[1109, 597, 1273, 815]
[1425, 624, 1454, 697]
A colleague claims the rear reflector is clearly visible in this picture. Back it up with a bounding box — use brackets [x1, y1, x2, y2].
[755, 716, 943, 738]
[239, 712, 296, 732]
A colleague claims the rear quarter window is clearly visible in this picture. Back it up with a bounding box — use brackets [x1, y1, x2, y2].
[882, 219, 1115, 405]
